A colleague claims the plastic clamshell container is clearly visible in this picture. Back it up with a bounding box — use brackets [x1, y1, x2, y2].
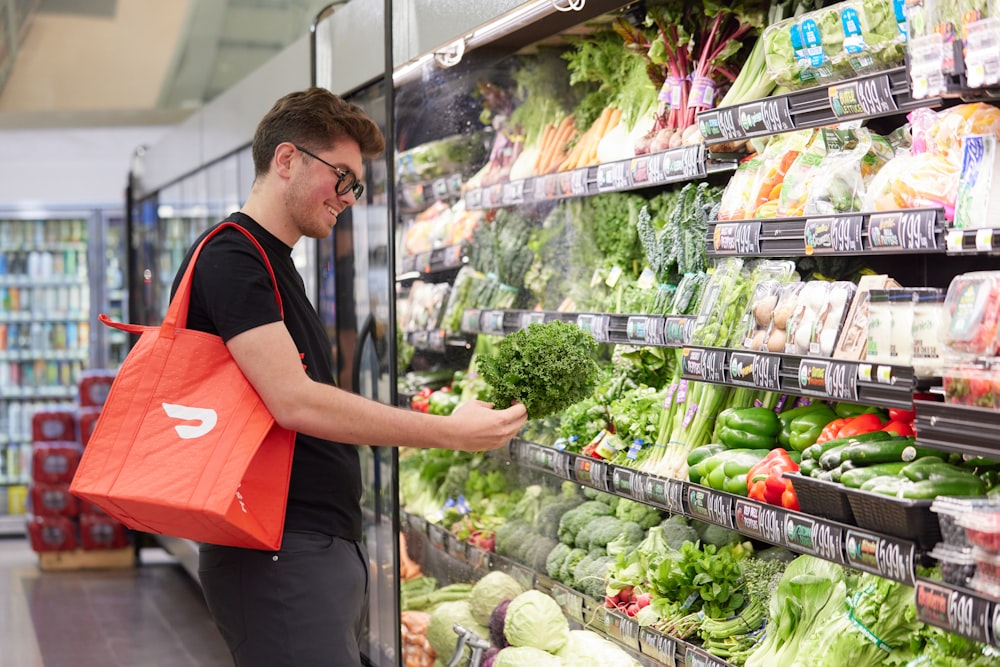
[942, 363, 996, 408]
[953, 501, 1000, 553]
[931, 496, 975, 548]
[929, 543, 977, 587]
[970, 567, 1000, 600]
[943, 271, 1000, 357]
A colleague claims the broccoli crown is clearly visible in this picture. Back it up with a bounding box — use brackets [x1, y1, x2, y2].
[477, 320, 600, 419]
[660, 515, 699, 551]
[557, 501, 613, 545]
[546, 543, 573, 579]
[537, 499, 580, 539]
[575, 553, 614, 600]
[575, 515, 625, 551]
[496, 520, 533, 557]
[559, 548, 588, 586]
[615, 498, 664, 529]
[692, 519, 741, 549]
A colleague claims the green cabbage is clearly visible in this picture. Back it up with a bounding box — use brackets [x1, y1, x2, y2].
[494, 646, 563, 667]
[503, 590, 570, 653]
[427, 600, 489, 665]
[469, 571, 525, 626]
[556, 630, 642, 667]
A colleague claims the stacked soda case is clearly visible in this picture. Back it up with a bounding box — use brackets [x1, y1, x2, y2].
[26, 370, 129, 554]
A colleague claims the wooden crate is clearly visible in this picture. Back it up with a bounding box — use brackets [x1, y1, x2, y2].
[37, 547, 135, 572]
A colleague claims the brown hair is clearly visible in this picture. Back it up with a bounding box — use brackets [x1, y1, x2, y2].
[252, 87, 386, 177]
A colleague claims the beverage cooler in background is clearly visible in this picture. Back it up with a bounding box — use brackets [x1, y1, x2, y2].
[0, 209, 123, 534]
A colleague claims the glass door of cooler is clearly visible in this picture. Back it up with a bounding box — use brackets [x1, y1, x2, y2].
[313, 1, 396, 663]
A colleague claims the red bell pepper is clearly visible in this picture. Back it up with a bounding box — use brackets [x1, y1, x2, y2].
[834, 412, 884, 439]
[881, 420, 915, 437]
[410, 387, 433, 413]
[888, 408, 916, 423]
[782, 487, 800, 511]
[747, 449, 799, 508]
[816, 418, 848, 444]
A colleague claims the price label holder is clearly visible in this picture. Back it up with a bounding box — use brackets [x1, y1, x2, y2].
[501, 179, 527, 206]
[432, 178, 449, 200]
[688, 486, 735, 530]
[828, 74, 898, 118]
[507, 438, 529, 463]
[535, 173, 559, 201]
[605, 611, 641, 652]
[964, 17, 1000, 89]
[428, 330, 445, 353]
[804, 216, 864, 254]
[729, 351, 781, 391]
[663, 316, 695, 346]
[519, 311, 546, 329]
[526, 444, 573, 480]
[612, 466, 649, 503]
[550, 583, 585, 623]
[639, 628, 677, 666]
[686, 645, 730, 667]
[798, 358, 859, 402]
[503, 558, 537, 590]
[627, 315, 664, 345]
[407, 513, 428, 537]
[844, 527, 916, 585]
[445, 244, 464, 267]
[481, 310, 506, 335]
[681, 347, 704, 379]
[643, 477, 686, 516]
[868, 210, 939, 251]
[415, 251, 432, 273]
[466, 544, 492, 571]
[735, 500, 787, 546]
[713, 221, 762, 255]
[460, 309, 482, 334]
[701, 348, 728, 384]
[945, 229, 965, 253]
[445, 533, 468, 561]
[976, 229, 995, 253]
[597, 161, 632, 193]
[737, 97, 794, 137]
[783, 513, 846, 564]
[915, 579, 994, 645]
[465, 188, 483, 210]
[483, 184, 504, 209]
[698, 106, 743, 143]
[577, 314, 609, 343]
[661, 144, 706, 181]
[571, 168, 589, 196]
[427, 523, 448, 553]
[575, 457, 611, 493]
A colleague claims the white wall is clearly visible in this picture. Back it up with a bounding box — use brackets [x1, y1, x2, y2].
[0, 125, 170, 209]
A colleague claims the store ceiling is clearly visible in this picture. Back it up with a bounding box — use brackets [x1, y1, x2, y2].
[0, 0, 331, 128]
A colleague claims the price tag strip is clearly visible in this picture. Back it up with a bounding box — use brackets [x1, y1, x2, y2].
[612, 466, 650, 503]
[524, 444, 573, 480]
[643, 477, 687, 515]
[550, 583, 585, 623]
[783, 513, 846, 565]
[713, 221, 763, 255]
[639, 628, 677, 666]
[577, 314, 610, 343]
[520, 311, 546, 329]
[575, 457, 611, 493]
[701, 348, 728, 384]
[445, 533, 468, 560]
[686, 645, 731, 667]
[605, 610, 641, 652]
[465, 189, 483, 210]
[868, 210, 940, 252]
[496, 556, 536, 591]
[597, 161, 633, 193]
[687, 486, 735, 530]
[915, 579, 994, 646]
[828, 74, 898, 118]
[501, 179, 527, 206]
[804, 216, 864, 254]
[735, 500, 787, 546]
[427, 523, 448, 552]
[627, 315, 664, 345]
[845, 527, 916, 585]
[663, 316, 696, 346]
[481, 310, 507, 335]
[798, 358, 859, 402]
[729, 351, 782, 391]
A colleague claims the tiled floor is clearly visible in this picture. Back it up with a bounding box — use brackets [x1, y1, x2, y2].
[0, 536, 232, 667]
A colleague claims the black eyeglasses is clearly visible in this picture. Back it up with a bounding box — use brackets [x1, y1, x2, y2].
[293, 144, 364, 199]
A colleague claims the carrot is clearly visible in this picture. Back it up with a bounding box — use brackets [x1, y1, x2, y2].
[532, 123, 555, 174]
[584, 107, 621, 165]
[543, 116, 576, 173]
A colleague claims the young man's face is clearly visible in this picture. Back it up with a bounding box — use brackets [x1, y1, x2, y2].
[285, 138, 364, 239]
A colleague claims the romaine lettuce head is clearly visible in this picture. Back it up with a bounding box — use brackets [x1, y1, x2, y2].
[494, 646, 562, 667]
[503, 590, 570, 653]
[556, 630, 642, 666]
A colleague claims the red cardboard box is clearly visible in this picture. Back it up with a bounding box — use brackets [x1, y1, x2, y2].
[31, 409, 77, 443]
[30, 482, 79, 518]
[27, 515, 78, 552]
[77, 407, 102, 447]
[78, 370, 116, 408]
[79, 515, 130, 550]
[31, 442, 82, 485]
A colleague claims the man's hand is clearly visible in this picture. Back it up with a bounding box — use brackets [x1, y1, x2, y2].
[448, 400, 527, 452]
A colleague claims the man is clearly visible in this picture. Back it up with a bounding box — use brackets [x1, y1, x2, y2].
[171, 87, 527, 666]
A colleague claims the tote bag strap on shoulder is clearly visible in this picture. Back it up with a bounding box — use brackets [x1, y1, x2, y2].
[100, 221, 283, 336]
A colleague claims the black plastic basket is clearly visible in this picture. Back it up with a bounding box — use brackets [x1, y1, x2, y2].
[783, 472, 856, 524]
[840, 486, 940, 547]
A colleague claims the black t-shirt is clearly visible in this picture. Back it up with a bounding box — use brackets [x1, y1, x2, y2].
[171, 213, 362, 542]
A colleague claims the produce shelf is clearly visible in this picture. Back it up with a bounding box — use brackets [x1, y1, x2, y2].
[914, 400, 1000, 460]
[397, 173, 465, 213]
[943, 227, 1000, 255]
[398, 243, 466, 280]
[914, 577, 1000, 648]
[696, 67, 941, 146]
[706, 208, 947, 258]
[462, 144, 739, 211]
[405, 329, 475, 354]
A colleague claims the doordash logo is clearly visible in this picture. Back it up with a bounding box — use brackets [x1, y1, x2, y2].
[162, 402, 218, 439]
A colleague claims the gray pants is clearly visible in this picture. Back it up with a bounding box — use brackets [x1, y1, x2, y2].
[199, 531, 369, 666]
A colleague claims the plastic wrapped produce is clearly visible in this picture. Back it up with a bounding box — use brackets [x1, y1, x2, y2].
[942, 271, 1000, 358]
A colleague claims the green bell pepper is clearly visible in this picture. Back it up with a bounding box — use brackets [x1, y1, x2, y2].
[717, 407, 780, 449]
[427, 388, 460, 415]
[787, 408, 838, 452]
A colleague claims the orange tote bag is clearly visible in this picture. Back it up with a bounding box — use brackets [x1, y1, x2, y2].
[70, 222, 296, 550]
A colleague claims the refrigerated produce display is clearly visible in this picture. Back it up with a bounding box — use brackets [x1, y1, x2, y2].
[387, 1, 1000, 665]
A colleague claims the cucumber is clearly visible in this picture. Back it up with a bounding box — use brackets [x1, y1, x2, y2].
[840, 462, 908, 488]
[860, 475, 911, 496]
[839, 436, 931, 466]
[819, 443, 852, 470]
[901, 457, 953, 482]
[802, 430, 893, 462]
[899, 477, 987, 499]
[830, 464, 848, 484]
[799, 458, 819, 477]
